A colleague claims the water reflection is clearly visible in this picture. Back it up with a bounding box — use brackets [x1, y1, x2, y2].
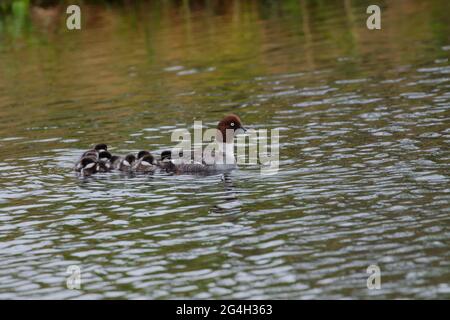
[211, 172, 242, 215]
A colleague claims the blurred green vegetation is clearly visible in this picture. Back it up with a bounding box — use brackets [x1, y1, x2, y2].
[0, 0, 449, 75]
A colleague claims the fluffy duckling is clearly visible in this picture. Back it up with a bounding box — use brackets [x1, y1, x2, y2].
[79, 157, 97, 176]
[93, 143, 108, 153]
[118, 154, 136, 172]
[75, 143, 108, 171]
[110, 155, 121, 170]
[133, 154, 157, 173]
[76, 153, 95, 172]
[98, 150, 111, 162]
[97, 151, 113, 172]
[81, 143, 108, 158]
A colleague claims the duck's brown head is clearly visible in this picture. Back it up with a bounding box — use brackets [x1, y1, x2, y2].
[217, 114, 247, 143]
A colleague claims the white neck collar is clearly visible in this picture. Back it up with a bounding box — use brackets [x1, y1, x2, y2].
[216, 142, 235, 165]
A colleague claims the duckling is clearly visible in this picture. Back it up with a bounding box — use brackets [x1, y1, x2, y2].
[97, 151, 113, 172]
[133, 154, 157, 173]
[79, 157, 98, 176]
[157, 150, 171, 172]
[110, 155, 121, 170]
[75, 153, 96, 172]
[81, 143, 108, 158]
[137, 150, 151, 159]
[94, 143, 108, 152]
[118, 154, 136, 172]
[76, 143, 108, 171]
[98, 150, 111, 162]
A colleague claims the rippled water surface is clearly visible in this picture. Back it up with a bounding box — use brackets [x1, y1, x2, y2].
[0, 0, 449, 299]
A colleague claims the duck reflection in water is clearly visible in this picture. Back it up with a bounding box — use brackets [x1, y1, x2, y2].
[210, 172, 242, 215]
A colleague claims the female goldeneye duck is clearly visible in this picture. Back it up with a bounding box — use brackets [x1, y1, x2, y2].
[133, 154, 157, 173]
[166, 114, 247, 174]
[79, 157, 97, 176]
[97, 151, 113, 172]
[118, 154, 136, 172]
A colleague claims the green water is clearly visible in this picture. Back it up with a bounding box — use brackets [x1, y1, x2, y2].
[0, 0, 449, 299]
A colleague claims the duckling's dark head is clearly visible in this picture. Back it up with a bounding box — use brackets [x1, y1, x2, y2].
[161, 149, 183, 161]
[161, 150, 172, 161]
[94, 143, 108, 152]
[110, 155, 120, 163]
[141, 154, 155, 165]
[137, 150, 151, 159]
[99, 151, 112, 161]
[125, 154, 136, 164]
